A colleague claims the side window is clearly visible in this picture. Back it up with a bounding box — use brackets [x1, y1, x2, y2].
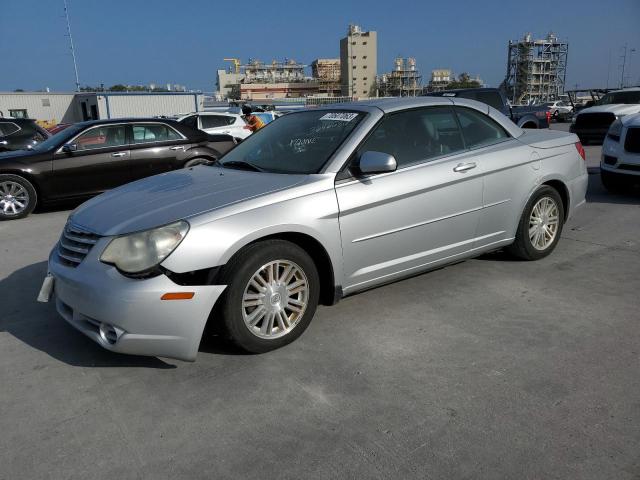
[165, 125, 182, 140]
[9, 109, 28, 119]
[34, 129, 48, 141]
[455, 107, 509, 149]
[132, 124, 179, 144]
[358, 106, 465, 169]
[75, 125, 126, 151]
[0, 122, 20, 136]
[200, 115, 229, 129]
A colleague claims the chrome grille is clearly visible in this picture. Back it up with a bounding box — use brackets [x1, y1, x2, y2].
[57, 223, 100, 267]
[574, 112, 616, 129]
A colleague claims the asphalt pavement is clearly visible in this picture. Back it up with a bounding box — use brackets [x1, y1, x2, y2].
[1, 124, 639, 479]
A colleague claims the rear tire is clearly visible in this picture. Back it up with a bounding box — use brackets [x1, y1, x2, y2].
[214, 240, 320, 353]
[507, 186, 564, 261]
[0, 174, 37, 220]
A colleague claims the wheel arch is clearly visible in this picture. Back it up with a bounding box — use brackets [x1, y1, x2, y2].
[541, 179, 570, 221]
[237, 231, 339, 306]
[0, 169, 42, 205]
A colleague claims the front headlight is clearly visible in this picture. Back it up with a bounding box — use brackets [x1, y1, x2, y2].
[100, 221, 189, 274]
[607, 118, 623, 141]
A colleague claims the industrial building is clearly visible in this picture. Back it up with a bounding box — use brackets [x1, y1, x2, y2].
[428, 69, 454, 92]
[502, 33, 569, 104]
[217, 58, 321, 100]
[377, 57, 422, 97]
[0, 91, 203, 126]
[311, 59, 342, 96]
[340, 25, 378, 98]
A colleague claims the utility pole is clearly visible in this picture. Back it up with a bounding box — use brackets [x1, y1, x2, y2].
[606, 49, 611, 89]
[63, 0, 80, 91]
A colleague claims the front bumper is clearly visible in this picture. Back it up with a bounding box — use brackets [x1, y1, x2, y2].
[601, 135, 640, 178]
[48, 243, 226, 362]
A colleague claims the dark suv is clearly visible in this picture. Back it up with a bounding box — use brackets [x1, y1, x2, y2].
[0, 118, 236, 220]
[0, 118, 50, 152]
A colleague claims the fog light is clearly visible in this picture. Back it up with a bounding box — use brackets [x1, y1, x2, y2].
[99, 322, 119, 345]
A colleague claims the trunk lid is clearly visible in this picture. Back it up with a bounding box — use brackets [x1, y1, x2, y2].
[516, 129, 578, 149]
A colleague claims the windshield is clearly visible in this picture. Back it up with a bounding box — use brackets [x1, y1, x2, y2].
[219, 110, 364, 174]
[30, 124, 85, 152]
[596, 91, 640, 105]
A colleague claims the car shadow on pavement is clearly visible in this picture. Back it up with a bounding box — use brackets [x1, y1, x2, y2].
[585, 172, 640, 205]
[0, 261, 176, 369]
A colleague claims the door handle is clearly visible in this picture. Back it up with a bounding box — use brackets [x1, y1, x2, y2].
[170, 146, 184, 151]
[453, 162, 477, 173]
[111, 152, 127, 157]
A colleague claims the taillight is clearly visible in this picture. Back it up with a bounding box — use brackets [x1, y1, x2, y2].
[575, 142, 586, 161]
[546, 111, 551, 124]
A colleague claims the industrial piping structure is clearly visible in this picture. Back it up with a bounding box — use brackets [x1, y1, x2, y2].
[377, 57, 422, 97]
[502, 33, 568, 105]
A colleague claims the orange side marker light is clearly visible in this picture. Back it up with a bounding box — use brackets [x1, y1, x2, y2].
[161, 292, 195, 300]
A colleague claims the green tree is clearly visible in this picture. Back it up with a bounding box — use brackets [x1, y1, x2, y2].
[108, 84, 128, 92]
[447, 73, 481, 90]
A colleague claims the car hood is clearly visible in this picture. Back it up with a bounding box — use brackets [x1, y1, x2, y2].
[578, 104, 640, 116]
[70, 166, 307, 236]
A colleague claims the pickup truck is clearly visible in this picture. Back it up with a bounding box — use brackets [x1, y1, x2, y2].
[425, 88, 551, 129]
[570, 87, 640, 145]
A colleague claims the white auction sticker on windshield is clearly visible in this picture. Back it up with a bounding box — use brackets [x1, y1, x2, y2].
[319, 112, 359, 122]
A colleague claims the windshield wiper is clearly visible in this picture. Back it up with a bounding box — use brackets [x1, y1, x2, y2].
[221, 160, 264, 172]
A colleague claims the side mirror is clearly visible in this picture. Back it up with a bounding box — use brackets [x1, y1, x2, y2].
[62, 143, 77, 153]
[359, 151, 397, 174]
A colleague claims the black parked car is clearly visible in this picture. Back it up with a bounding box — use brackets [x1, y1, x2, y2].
[0, 118, 236, 220]
[0, 118, 50, 152]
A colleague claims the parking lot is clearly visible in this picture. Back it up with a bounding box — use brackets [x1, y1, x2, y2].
[1, 124, 639, 479]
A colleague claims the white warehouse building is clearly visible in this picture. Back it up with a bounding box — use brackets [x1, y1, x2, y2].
[0, 91, 203, 126]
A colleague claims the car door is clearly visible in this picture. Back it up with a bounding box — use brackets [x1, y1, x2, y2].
[452, 105, 531, 248]
[128, 122, 189, 180]
[335, 106, 484, 292]
[199, 114, 236, 135]
[52, 124, 129, 198]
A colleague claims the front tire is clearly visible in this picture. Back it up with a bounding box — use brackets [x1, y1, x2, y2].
[0, 174, 37, 220]
[215, 240, 320, 353]
[507, 186, 564, 260]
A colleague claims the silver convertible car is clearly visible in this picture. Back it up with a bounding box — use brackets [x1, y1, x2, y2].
[40, 98, 588, 361]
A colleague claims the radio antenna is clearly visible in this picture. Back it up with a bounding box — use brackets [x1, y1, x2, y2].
[63, 0, 80, 91]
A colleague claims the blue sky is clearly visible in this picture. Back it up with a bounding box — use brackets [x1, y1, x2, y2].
[1, 0, 639, 92]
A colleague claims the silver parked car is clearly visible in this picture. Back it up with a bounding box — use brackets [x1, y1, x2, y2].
[40, 97, 588, 361]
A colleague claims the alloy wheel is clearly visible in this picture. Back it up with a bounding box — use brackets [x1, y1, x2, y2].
[241, 260, 309, 339]
[0, 181, 29, 216]
[528, 196, 560, 251]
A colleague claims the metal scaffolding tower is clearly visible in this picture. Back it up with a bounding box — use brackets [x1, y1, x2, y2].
[377, 57, 422, 97]
[503, 33, 568, 105]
